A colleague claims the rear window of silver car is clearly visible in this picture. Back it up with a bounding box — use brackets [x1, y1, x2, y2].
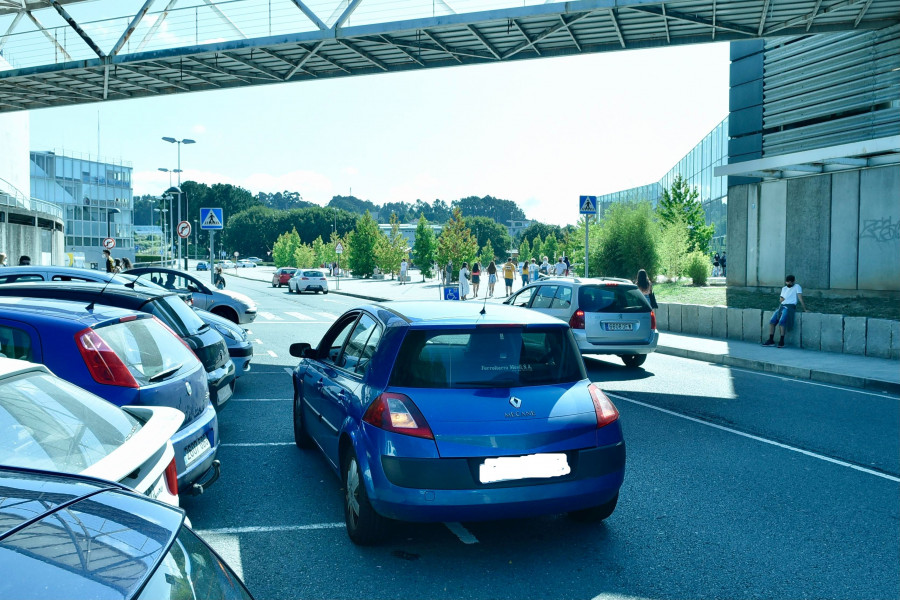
[390, 326, 585, 389]
[97, 318, 198, 385]
[0, 371, 140, 472]
[149, 295, 206, 336]
[578, 285, 650, 313]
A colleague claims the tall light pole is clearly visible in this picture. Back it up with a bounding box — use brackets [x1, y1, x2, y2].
[162, 137, 195, 267]
[157, 167, 181, 188]
[154, 207, 168, 265]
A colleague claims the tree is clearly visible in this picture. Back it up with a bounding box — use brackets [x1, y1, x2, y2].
[293, 243, 315, 268]
[311, 236, 328, 267]
[519, 222, 563, 247]
[657, 174, 714, 253]
[592, 202, 658, 280]
[412, 214, 437, 280]
[480, 240, 495, 268]
[452, 195, 526, 224]
[272, 228, 301, 267]
[346, 211, 380, 277]
[656, 214, 690, 280]
[543, 235, 559, 263]
[436, 208, 479, 282]
[465, 216, 512, 260]
[518, 237, 531, 263]
[375, 214, 407, 279]
[531, 234, 543, 262]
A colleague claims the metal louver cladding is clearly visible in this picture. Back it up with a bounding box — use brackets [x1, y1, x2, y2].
[761, 24, 900, 157]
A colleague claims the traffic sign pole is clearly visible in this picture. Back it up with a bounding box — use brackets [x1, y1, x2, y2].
[579, 195, 598, 278]
[209, 230, 216, 285]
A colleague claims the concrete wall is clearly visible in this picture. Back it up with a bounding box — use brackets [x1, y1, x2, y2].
[0, 208, 64, 266]
[727, 165, 900, 294]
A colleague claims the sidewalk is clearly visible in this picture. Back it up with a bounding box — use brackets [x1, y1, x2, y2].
[232, 266, 900, 394]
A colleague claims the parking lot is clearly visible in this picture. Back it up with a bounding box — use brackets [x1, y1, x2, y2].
[180, 274, 899, 600]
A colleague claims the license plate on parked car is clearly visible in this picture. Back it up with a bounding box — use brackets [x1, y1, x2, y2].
[184, 435, 211, 466]
[479, 453, 570, 484]
[604, 322, 634, 331]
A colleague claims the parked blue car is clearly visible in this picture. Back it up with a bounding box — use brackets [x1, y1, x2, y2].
[290, 301, 625, 544]
[0, 297, 220, 494]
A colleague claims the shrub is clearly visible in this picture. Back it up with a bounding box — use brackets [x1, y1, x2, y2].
[592, 202, 658, 280]
[656, 217, 689, 281]
[685, 251, 710, 286]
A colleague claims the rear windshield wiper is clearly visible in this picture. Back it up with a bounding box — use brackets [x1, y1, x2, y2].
[149, 363, 184, 383]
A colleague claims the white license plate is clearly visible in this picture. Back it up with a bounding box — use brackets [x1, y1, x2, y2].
[184, 435, 211, 466]
[479, 453, 570, 484]
[604, 322, 633, 331]
[217, 382, 233, 406]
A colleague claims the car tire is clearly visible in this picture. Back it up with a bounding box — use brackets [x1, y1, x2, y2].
[292, 390, 314, 449]
[621, 354, 647, 368]
[279, 282, 283, 288]
[568, 493, 618, 523]
[211, 306, 240, 324]
[342, 449, 386, 545]
[272, 281, 277, 288]
[324, 290, 329, 294]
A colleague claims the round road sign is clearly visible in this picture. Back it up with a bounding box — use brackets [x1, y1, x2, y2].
[177, 221, 192, 238]
[102, 237, 116, 250]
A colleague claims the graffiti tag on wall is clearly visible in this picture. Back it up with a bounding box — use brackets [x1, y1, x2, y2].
[860, 218, 900, 243]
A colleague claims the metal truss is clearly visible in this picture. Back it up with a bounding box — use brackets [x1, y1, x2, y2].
[0, 0, 898, 113]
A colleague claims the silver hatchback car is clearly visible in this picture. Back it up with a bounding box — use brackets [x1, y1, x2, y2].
[505, 277, 658, 367]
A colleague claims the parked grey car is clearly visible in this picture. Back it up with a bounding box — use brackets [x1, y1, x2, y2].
[195, 308, 253, 378]
[128, 267, 258, 324]
[505, 276, 658, 367]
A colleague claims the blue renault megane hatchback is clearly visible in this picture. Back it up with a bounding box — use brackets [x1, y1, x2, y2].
[289, 301, 625, 544]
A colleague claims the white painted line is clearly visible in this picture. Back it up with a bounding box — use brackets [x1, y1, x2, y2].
[254, 338, 263, 344]
[250, 321, 331, 325]
[267, 350, 278, 358]
[444, 522, 479, 544]
[229, 398, 290, 402]
[607, 392, 900, 483]
[258, 312, 282, 320]
[284, 367, 293, 375]
[314, 312, 337, 319]
[285, 311, 313, 320]
[724, 366, 899, 399]
[197, 523, 344, 535]
[221, 442, 294, 447]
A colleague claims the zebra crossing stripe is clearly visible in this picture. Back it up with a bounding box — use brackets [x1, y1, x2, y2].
[314, 312, 337, 319]
[258, 312, 282, 320]
[285, 312, 313, 321]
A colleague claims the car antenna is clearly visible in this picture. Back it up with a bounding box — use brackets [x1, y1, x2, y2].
[480, 289, 488, 315]
[86, 267, 121, 311]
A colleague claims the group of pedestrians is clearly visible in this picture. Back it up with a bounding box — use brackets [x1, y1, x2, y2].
[712, 252, 727, 277]
[444, 254, 573, 301]
[0, 253, 31, 267]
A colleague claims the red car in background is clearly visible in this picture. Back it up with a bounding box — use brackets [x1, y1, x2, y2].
[272, 267, 297, 287]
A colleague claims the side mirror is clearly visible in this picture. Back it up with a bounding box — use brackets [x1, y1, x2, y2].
[290, 342, 312, 358]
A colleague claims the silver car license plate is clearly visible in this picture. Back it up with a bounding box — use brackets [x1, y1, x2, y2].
[604, 322, 634, 331]
[479, 453, 570, 484]
[184, 435, 211, 466]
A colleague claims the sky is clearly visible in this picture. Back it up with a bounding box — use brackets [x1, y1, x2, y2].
[23, 3, 731, 227]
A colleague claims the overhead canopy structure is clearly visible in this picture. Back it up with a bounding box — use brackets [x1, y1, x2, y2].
[0, 0, 897, 113]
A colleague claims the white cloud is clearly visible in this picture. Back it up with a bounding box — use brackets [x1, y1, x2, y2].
[342, 166, 359, 176]
[192, 124, 207, 134]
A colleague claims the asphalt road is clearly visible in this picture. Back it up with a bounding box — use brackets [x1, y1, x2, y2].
[182, 274, 900, 600]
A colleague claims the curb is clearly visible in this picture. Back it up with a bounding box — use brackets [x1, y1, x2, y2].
[655, 346, 900, 394]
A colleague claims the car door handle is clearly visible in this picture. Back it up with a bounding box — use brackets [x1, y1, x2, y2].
[315, 380, 324, 391]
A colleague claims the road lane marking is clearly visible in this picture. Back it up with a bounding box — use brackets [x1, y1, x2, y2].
[285, 311, 313, 320]
[314, 312, 337, 319]
[258, 312, 282, 320]
[444, 522, 479, 544]
[267, 350, 278, 358]
[285, 367, 293, 375]
[197, 523, 344, 535]
[254, 338, 263, 344]
[229, 398, 290, 402]
[221, 442, 294, 447]
[607, 392, 900, 483]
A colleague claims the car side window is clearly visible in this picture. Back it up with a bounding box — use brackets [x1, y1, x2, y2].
[0, 274, 43, 283]
[0, 324, 34, 361]
[509, 287, 536, 308]
[550, 286, 572, 309]
[321, 315, 358, 365]
[338, 315, 380, 374]
[531, 286, 559, 309]
[51, 275, 95, 282]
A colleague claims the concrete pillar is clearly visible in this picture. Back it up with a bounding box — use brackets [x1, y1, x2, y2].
[786, 175, 832, 289]
[757, 181, 787, 286]
[830, 171, 860, 290]
[746, 184, 761, 286]
[726, 185, 748, 287]
[858, 166, 900, 291]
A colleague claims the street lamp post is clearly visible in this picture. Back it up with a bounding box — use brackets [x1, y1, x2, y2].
[162, 137, 196, 268]
[154, 207, 168, 265]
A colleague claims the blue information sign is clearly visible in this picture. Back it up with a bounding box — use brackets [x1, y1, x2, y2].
[200, 207, 224, 230]
[579, 195, 598, 215]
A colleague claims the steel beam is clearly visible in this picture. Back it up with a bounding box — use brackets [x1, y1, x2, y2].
[186, 55, 258, 83]
[504, 11, 594, 59]
[119, 65, 191, 90]
[339, 39, 388, 70]
[806, 0, 823, 31]
[661, 3, 671, 43]
[256, 47, 317, 77]
[380, 35, 424, 66]
[48, 0, 106, 58]
[24, 10, 72, 60]
[422, 30, 462, 63]
[758, 0, 770, 36]
[854, 0, 874, 26]
[467, 24, 501, 60]
[627, 5, 756, 36]
[608, 8, 625, 48]
[222, 51, 284, 80]
[764, 0, 869, 34]
[111, 0, 155, 57]
[284, 41, 324, 79]
[0, 10, 25, 53]
[135, 0, 178, 52]
[333, 0, 365, 30]
[202, 0, 246, 39]
[711, 0, 715, 39]
[287, 0, 328, 31]
[366, 35, 493, 61]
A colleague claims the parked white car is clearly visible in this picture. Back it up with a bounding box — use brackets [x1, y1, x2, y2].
[289, 269, 329, 294]
[0, 357, 185, 506]
[237, 259, 256, 268]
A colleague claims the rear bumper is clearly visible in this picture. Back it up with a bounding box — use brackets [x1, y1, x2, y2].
[573, 330, 659, 355]
[208, 360, 236, 408]
[229, 343, 253, 378]
[171, 402, 219, 489]
[369, 442, 626, 523]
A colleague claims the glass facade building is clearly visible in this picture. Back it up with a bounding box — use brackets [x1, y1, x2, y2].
[30, 151, 134, 263]
[596, 117, 729, 250]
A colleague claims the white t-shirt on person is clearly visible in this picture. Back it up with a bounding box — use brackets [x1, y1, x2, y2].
[780, 284, 802, 305]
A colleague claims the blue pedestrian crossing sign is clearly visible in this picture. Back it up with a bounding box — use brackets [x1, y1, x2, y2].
[200, 208, 224, 230]
[579, 195, 598, 215]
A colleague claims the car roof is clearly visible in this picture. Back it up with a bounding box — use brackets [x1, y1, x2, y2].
[529, 276, 638, 287]
[0, 356, 50, 379]
[376, 301, 568, 326]
[0, 281, 177, 304]
[0, 466, 183, 600]
[0, 295, 144, 327]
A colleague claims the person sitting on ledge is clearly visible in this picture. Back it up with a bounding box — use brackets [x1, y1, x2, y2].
[763, 275, 808, 348]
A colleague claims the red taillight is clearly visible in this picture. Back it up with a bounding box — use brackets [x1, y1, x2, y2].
[363, 392, 434, 440]
[588, 384, 619, 428]
[164, 457, 179, 496]
[605, 282, 619, 286]
[650, 310, 656, 330]
[119, 315, 138, 323]
[75, 328, 139, 388]
[301, 277, 309, 280]
[569, 309, 585, 329]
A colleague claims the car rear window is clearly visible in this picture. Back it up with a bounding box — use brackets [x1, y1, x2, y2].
[96, 318, 198, 385]
[0, 371, 140, 472]
[578, 285, 650, 313]
[148, 295, 206, 336]
[302, 271, 324, 277]
[390, 326, 585, 389]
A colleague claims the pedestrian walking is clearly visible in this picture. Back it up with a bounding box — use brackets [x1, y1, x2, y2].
[530, 258, 539, 282]
[214, 266, 227, 289]
[445, 261, 453, 285]
[502, 257, 516, 296]
[554, 257, 566, 276]
[102, 249, 115, 273]
[712, 253, 721, 277]
[563, 255, 571, 276]
[471, 262, 481, 298]
[400, 258, 408, 285]
[762, 275, 808, 348]
[0, 252, 7, 267]
[120, 257, 133, 271]
[459, 262, 470, 300]
[636, 268, 657, 308]
[720, 252, 727, 277]
[520, 260, 529, 286]
[487, 261, 498, 297]
[540, 256, 550, 276]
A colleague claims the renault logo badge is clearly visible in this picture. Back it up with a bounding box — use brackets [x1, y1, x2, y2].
[509, 396, 522, 409]
[185, 382, 192, 396]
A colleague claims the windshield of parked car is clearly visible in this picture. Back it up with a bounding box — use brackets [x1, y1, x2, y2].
[578, 285, 650, 313]
[146, 295, 206, 336]
[97, 317, 199, 385]
[0, 371, 140, 472]
[390, 326, 585, 388]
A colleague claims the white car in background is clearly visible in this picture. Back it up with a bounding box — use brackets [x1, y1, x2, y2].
[237, 259, 256, 268]
[0, 357, 185, 507]
[288, 269, 329, 294]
